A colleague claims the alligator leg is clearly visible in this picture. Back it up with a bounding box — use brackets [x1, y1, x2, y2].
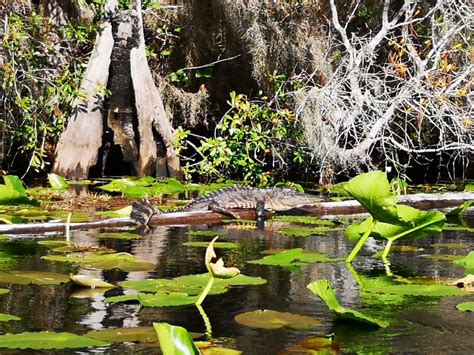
[208, 202, 241, 219]
[131, 199, 160, 226]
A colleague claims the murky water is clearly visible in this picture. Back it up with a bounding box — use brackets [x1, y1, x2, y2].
[0, 214, 473, 353]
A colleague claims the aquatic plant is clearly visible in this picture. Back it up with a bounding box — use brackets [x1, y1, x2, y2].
[154, 322, 199, 355]
[344, 171, 445, 262]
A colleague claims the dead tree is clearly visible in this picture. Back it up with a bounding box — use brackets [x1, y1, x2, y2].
[53, 0, 180, 179]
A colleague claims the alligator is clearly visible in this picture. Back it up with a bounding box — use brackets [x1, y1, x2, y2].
[131, 185, 322, 225]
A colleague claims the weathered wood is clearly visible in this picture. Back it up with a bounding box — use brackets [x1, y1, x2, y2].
[130, 0, 181, 178]
[53, 0, 117, 179]
[0, 192, 472, 235]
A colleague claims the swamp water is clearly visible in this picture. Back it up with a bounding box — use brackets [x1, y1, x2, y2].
[0, 213, 473, 353]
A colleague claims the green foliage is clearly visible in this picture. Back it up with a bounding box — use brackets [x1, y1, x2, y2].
[0, 313, 21, 322]
[0, 12, 96, 174]
[0, 270, 70, 285]
[343, 171, 445, 261]
[187, 75, 310, 185]
[234, 310, 321, 330]
[456, 302, 474, 312]
[307, 280, 388, 328]
[0, 176, 38, 205]
[154, 322, 200, 355]
[453, 252, 474, 274]
[0, 332, 110, 349]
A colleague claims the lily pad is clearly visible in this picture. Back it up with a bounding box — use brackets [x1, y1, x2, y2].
[0, 313, 21, 322]
[453, 251, 474, 274]
[0, 175, 39, 206]
[70, 275, 115, 288]
[0, 288, 9, 295]
[95, 206, 132, 218]
[107, 291, 199, 307]
[0, 270, 70, 285]
[278, 226, 334, 237]
[43, 252, 155, 272]
[86, 326, 158, 343]
[93, 232, 143, 240]
[307, 280, 388, 328]
[272, 216, 336, 225]
[456, 302, 474, 312]
[280, 336, 336, 354]
[183, 241, 239, 249]
[0, 234, 9, 240]
[0, 332, 110, 349]
[247, 249, 343, 272]
[187, 230, 229, 237]
[234, 310, 321, 330]
[120, 273, 266, 296]
[38, 240, 69, 247]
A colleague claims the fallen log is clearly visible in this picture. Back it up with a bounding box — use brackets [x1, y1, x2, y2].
[0, 191, 472, 235]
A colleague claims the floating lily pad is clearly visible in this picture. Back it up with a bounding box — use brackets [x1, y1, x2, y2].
[0, 313, 20, 322]
[390, 245, 422, 252]
[86, 326, 158, 343]
[93, 232, 143, 240]
[70, 275, 115, 289]
[0, 288, 9, 295]
[453, 251, 474, 274]
[0, 332, 110, 349]
[120, 273, 266, 296]
[107, 291, 199, 307]
[0, 234, 9, 240]
[38, 240, 69, 247]
[272, 216, 336, 225]
[307, 280, 388, 328]
[280, 335, 336, 354]
[0, 271, 70, 285]
[52, 244, 116, 254]
[43, 252, 155, 272]
[234, 310, 321, 330]
[367, 283, 469, 297]
[278, 226, 335, 237]
[187, 230, 229, 237]
[183, 241, 239, 249]
[247, 249, 343, 272]
[95, 206, 132, 218]
[456, 302, 474, 312]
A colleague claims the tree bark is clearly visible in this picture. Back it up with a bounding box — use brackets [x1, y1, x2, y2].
[53, 1, 117, 179]
[130, 0, 181, 178]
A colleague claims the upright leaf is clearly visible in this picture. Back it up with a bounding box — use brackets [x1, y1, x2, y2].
[153, 322, 199, 355]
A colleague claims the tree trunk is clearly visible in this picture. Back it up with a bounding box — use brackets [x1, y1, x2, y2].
[130, 0, 181, 178]
[53, 0, 181, 179]
[52, 0, 116, 179]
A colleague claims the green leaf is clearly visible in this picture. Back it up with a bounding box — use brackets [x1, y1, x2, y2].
[120, 273, 266, 296]
[0, 332, 110, 349]
[107, 292, 199, 307]
[86, 326, 158, 343]
[247, 249, 342, 272]
[0, 313, 21, 322]
[93, 232, 143, 240]
[183, 241, 239, 249]
[278, 226, 334, 237]
[187, 230, 229, 237]
[456, 301, 474, 312]
[95, 206, 132, 218]
[43, 252, 155, 272]
[154, 322, 199, 355]
[0, 270, 70, 285]
[453, 251, 474, 274]
[0, 288, 10, 295]
[307, 280, 388, 328]
[234, 310, 321, 330]
[271, 215, 337, 225]
[0, 175, 38, 206]
[446, 200, 474, 216]
[343, 171, 400, 224]
[47, 173, 69, 189]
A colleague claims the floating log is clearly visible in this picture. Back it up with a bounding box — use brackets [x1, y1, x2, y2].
[0, 192, 472, 235]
